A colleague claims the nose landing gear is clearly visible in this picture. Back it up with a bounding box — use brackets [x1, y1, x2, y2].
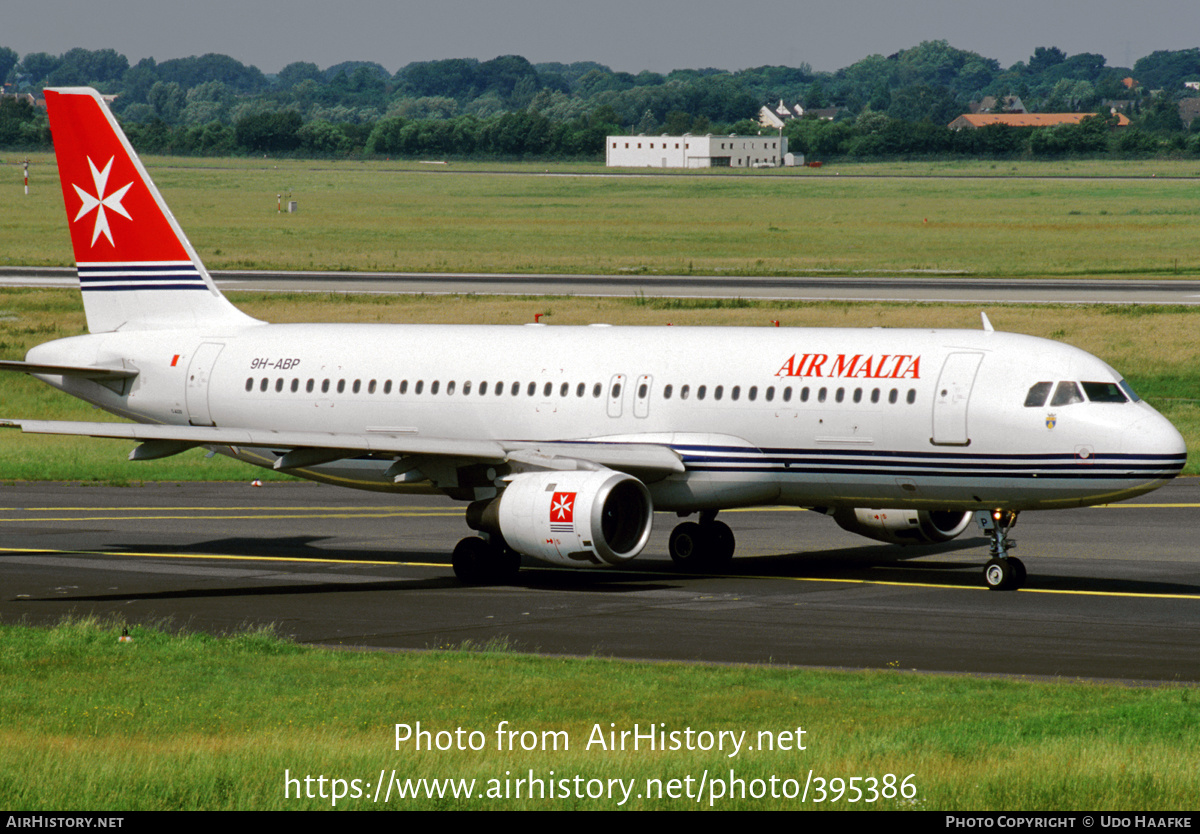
[976, 509, 1025, 591]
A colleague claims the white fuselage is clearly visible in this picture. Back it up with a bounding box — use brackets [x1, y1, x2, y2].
[28, 321, 1187, 513]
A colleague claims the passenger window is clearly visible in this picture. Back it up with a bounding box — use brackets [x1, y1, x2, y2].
[446, 381, 456, 395]
[383, 380, 392, 394]
[337, 379, 346, 394]
[800, 387, 809, 402]
[368, 380, 376, 394]
[245, 378, 253, 392]
[431, 380, 440, 395]
[1024, 381, 1053, 407]
[714, 385, 724, 401]
[463, 380, 471, 395]
[1082, 381, 1127, 403]
[1050, 381, 1084, 407]
[835, 388, 844, 403]
[528, 382, 537, 396]
[560, 382, 569, 397]
[748, 386, 757, 401]
[906, 389, 917, 404]
[307, 379, 315, 393]
[275, 378, 284, 392]
[478, 381, 487, 395]
[321, 379, 330, 393]
[638, 383, 648, 398]
[352, 379, 361, 394]
[697, 385, 706, 400]
[399, 380, 408, 394]
[853, 388, 862, 403]
[818, 387, 827, 403]
[783, 387, 792, 402]
[592, 383, 602, 398]
[870, 388, 880, 403]
[415, 380, 424, 394]
[663, 384, 673, 399]
[291, 378, 299, 393]
[260, 378, 268, 392]
[576, 383, 585, 397]
[765, 386, 774, 402]
[681, 384, 690, 400]
[611, 383, 621, 399]
[888, 388, 897, 404]
[512, 382, 520, 396]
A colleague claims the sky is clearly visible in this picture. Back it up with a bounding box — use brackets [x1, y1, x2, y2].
[5, 0, 1199, 76]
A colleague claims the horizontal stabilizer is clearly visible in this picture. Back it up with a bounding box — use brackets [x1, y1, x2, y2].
[0, 360, 138, 380]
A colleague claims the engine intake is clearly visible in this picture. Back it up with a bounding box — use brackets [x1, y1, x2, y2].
[467, 469, 653, 567]
[832, 508, 972, 545]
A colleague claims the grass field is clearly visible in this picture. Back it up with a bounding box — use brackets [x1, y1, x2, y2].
[4, 155, 1200, 278]
[2, 160, 1198, 812]
[2, 617, 1196, 811]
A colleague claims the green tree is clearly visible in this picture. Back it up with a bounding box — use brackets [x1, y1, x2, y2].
[0, 47, 19, 84]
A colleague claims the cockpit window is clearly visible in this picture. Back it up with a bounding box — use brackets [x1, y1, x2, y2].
[1119, 379, 1141, 403]
[1050, 381, 1085, 407]
[1081, 381, 1128, 403]
[1024, 381, 1052, 407]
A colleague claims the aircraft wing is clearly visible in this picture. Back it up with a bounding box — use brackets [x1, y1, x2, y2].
[0, 420, 685, 481]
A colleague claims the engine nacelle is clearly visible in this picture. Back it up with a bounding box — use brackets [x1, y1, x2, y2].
[831, 508, 972, 546]
[467, 469, 653, 567]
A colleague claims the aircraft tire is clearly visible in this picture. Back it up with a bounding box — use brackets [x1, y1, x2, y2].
[703, 520, 736, 568]
[453, 536, 494, 585]
[1008, 556, 1026, 586]
[668, 522, 706, 569]
[983, 557, 1017, 591]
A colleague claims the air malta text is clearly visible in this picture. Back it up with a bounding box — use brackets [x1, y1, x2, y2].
[775, 353, 921, 380]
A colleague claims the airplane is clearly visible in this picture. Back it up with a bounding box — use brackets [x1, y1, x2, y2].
[0, 87, 1187, 591]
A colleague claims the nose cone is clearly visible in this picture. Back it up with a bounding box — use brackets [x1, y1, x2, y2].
[1122, 408, 1187, 479]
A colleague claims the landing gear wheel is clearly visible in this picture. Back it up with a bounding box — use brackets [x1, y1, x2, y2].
[669, 520, 737, 571]
[452, 537, 492, 585]
[669, 522, 705, 568]
[983, 557, 1018, 591]
[1008, 556, 1027, 587]
[494, 545, 522, 584]
[705, 520, 736, 568]
[452, 537, 520, 585]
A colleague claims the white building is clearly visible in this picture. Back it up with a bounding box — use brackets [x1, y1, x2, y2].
[606, 134, 792, 168]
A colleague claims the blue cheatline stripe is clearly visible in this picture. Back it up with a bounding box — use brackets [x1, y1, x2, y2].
[671, 443, 1186, 481]
[76, 261, 208, 292]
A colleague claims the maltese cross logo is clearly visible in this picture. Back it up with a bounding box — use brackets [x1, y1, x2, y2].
[72, 156, 133, 247]
[550, 492, 575, 523]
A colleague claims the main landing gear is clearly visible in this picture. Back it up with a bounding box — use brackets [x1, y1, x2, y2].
[452, 535, 521, 585]
[975, 509, 1025, 591]
[668, 511, 736, 571]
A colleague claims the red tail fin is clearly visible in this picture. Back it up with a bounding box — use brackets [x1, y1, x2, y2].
[45, 87, 257, 333]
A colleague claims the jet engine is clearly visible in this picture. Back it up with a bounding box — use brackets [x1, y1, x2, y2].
[466, 469, 653, 567]
[831, 508, 972, 546]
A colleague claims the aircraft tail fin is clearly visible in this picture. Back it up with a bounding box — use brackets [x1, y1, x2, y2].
[44, 87, 258, 333]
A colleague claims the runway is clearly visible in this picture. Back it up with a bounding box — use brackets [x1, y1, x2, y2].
[4, 266, 1200, 304]
[2, 479, 1197, 682]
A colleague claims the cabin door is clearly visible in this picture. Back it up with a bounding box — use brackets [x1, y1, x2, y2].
[931, 352, 983, 446]
[185, 342, 225, 426]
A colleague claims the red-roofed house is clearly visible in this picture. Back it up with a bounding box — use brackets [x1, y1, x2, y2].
[948, 113, 1130, 130]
